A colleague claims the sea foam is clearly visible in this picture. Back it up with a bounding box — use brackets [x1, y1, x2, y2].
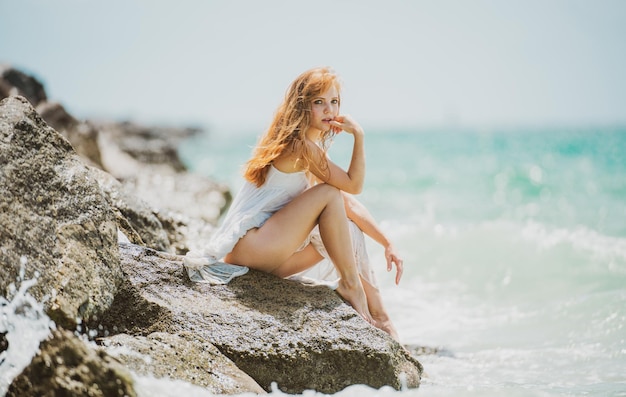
[0, 258, 55, 396]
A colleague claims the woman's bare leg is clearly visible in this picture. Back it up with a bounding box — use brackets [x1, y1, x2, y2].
[272, 244, 324, 278]
[361, 276, 399, 341]
[224, 184, 372, 323]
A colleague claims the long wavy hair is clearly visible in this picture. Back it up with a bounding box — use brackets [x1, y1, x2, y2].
[244, 67, 341, 187]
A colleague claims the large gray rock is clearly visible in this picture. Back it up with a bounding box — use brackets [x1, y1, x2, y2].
[98, 132, 230, 224]
[90, 165, 171, 252]
[0, 65, 104, 170]
[99, 332, 266, 395]
[94, 119, 230, 254]
[100, 243, 423, 394]
[36, 101, 105, 169]
[0, 96, 122, 328]
[0, 65, 47, 106]
[7, 328, 136, 397]
[95, 120, 197, 173]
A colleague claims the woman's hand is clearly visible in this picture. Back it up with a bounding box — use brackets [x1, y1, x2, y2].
[385, 243, 404, 285]
[329, 114, 364, 136]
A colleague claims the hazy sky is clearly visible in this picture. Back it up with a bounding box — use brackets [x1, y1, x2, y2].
[2, 0, 626, 131]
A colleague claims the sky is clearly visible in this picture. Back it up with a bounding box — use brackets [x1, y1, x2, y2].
[1, 0, 626, 132]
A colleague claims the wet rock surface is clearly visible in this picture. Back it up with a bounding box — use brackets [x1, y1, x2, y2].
[100, 243, 423, 394]
[98, 332, 266, 395]
[6, 329, 136, 397]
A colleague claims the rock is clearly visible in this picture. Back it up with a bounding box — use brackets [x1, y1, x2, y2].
[36, 101, 105, 169]
[88, 159, 221, 255]
[0, 65, 104, 169]
[90, 165, 171, 252]
[100, 243, 423, 394]
[97, 123, 230, 225]
[0, 96, 122, 329]
[405, 344, 455, 358]
[0, 332, 7, 355]
[94, 119, 231, 246]
[0, 65, 47, 106]
[95, 120, 198, 173]
[7, 328, 136, 397]
[0, 78, 12, 100]
[123, 169, 231, 227]
[99, 332, 266, 395]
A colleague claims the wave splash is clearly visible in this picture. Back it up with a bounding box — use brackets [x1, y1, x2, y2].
[0, 257, 55, 396]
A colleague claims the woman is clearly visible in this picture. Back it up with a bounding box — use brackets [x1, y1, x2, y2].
[184, 67, 403, 339]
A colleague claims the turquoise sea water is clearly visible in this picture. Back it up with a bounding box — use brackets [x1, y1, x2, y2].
[179, 126, 626, 396]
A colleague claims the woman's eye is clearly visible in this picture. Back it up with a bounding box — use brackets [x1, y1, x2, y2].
[313, 100, 323, 105]
[331, 99, 339, 104]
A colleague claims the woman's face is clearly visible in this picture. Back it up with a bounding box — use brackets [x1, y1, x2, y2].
[307, 85, 339, 136]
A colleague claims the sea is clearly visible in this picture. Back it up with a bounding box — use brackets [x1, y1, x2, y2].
[2, 126, 625, 396]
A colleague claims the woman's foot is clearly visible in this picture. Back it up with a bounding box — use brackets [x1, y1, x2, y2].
[372, 313, 400, 342]
[336, 279, 374, 324]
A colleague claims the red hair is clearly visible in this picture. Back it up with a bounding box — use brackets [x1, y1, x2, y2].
[244, 67, 341, 187]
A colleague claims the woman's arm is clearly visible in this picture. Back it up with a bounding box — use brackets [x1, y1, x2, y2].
[343, 193, 404, 285]
[307, 115, 365, 194]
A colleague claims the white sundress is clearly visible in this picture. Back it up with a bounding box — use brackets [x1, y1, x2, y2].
[183, 165, 377, 288]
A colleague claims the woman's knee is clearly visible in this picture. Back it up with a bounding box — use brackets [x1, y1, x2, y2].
[314, 183, 342, 202]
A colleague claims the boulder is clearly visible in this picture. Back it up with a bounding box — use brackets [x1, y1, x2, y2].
[94, 119, 231, 252]
[97, 122, 231, 226]
[99, 332, 265, 395]
[95, 120, 198, 173]
[0, 96, 122, 328]
[7, 328, 136, 397]
[94, 119, 230, 254]
[90, 165, 171, 252]
[99, 243, 423, 394]
[122, 169, 230, 229]
[0, 65, 47, 106]
[36, 101, 105, 169]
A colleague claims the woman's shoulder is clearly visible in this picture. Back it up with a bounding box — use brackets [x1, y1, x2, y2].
[272, 139, 325, 173]
[272, 148, 305, 173]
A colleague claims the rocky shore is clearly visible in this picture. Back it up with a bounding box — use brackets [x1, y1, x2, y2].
[0, 66, 423, 396]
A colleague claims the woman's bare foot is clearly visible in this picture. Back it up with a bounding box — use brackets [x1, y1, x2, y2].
[372, 314, 400, 342]
[336, 279, 373, 324]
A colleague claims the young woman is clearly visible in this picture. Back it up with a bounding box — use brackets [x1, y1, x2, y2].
[184, 67, 403, 339]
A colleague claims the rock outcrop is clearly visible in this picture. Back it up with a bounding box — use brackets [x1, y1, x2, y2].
[6, 329, 136, 397]
[0, 65, 231, 256]
[95, 119, 230, 229]
[0, 65, 47, 107]
[36, 101, 105, 169]
[0, 96, 122, 329]
[91, 165, 171, 252]
[99, 332, 265, 395]
[98, 243, 422, 394]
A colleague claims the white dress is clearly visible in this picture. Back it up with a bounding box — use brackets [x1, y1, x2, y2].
[184, 165, 377, 288]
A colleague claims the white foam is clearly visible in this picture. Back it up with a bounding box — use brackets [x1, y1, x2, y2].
[521, 221, 626, 264]
[0, 263, 55, 396]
